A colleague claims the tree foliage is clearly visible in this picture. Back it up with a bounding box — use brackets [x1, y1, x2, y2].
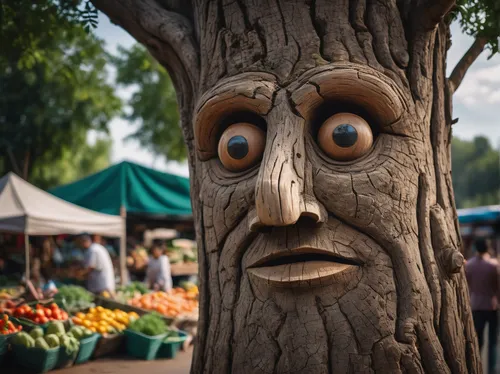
[31, 136, 112, 190]
[0, 0, 120, 186]
[452, 136, 500, 208]
[113, 44, 185, 161]
[453, 0, 500, 56]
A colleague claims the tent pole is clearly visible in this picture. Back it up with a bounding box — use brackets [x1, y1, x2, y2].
[120, 206, 127, 286]
[24, 233, 30, 283]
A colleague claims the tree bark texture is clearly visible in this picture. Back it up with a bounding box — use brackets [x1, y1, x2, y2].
[92, 1, 481, 372]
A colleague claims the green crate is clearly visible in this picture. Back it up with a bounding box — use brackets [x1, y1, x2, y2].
[75, 333, 100, 364]
[156, 331, 188, 359]
[57, 345, 78, 369]
[0, 332, 14, 365]
[124, 329, 166, 360]
[12, 343, 60, 373]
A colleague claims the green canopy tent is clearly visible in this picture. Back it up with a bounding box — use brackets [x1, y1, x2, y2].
[49, 161, 192, 223]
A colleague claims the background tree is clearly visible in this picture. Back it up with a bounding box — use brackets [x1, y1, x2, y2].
[113, 44, 185, 161]
[30, 136, 112, 190]
[452, 136, 500, 208]
[0, 0, 120, 186]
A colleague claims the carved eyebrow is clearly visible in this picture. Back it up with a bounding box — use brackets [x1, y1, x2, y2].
[194, 75, 276, 161]
[289, 64, 407, 128]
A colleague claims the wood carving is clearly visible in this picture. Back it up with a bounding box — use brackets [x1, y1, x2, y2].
[92, 0, 481, 372]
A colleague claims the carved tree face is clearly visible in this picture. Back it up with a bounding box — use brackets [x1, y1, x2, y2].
[194, 64, 439, 372]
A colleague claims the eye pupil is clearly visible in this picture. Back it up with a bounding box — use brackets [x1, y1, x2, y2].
[332, 124, 358, 148]
[227, 135, 249, 159]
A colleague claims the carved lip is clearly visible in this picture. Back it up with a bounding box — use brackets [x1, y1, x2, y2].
[247, 247, 361, 287]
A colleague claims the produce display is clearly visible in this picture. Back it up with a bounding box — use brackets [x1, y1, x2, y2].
[102, 281, 149, 303]
[0, 314, 22, 335]
[128, 313, 168, 336]
[13, 303, 68, 325]
[72, 306, 139, 335]
[12, 321, 83, 355]
[128, 287, 198, 318]
[0, 287, 23, 300]
[166, 239, 197, 264]
[54, 285, 94, 313]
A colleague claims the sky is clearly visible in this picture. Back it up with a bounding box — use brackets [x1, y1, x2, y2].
[93, 14, 500, 178]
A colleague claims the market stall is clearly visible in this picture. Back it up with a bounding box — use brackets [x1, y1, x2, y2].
[0, 173, 126, 283]
[49, 160, 192, 219]
[0, 281, 197, 372]
[458, 205, 500, 259]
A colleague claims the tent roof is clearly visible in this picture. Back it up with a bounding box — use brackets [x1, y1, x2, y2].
[0, 173, 124, 236]
[457, 205, 500, 224]
[49, 161, 192, 217]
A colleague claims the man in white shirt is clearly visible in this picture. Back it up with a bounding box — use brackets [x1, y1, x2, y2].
[77, 234, 115, 294]
[145, 241, 172, 292]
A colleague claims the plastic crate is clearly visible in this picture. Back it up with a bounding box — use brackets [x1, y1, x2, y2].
[156, 331, 188, 359]
[57, 345, 78, 369]
[124, 329, 166, 360]
[0, 331, 17, 365]
[12, 343, 59, 373]
[75, 333, 100, 364]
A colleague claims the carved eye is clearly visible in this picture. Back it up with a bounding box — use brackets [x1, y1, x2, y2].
[218, 123, 266, 172]
[317, 113, 373, 161]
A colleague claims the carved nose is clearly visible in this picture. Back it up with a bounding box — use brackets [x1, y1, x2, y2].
[250, 92, 326, 231]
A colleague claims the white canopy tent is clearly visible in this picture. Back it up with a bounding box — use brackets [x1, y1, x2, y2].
[0, 172, 126, 284]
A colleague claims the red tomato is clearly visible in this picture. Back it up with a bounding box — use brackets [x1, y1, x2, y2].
[35, 309, 44, 318]
[36, 304, 43, 310]
[49, 303, 58, 311]
[60, 312, 68, 320]
[53, 311, 62, 320]
[34, 317, 41, 324]
[44, 309, 52, 318]
[40, 316, 48, 324]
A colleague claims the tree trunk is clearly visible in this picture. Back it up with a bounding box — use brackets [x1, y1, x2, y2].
[92, 1, 481, 372]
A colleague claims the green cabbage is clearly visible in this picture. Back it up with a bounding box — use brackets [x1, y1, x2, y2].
[34, 337, 49, 350]
[45, 334, 60, 348]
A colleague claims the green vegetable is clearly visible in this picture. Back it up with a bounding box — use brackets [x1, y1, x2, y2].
[29, 327, 44, 340]
[128, 313, 168, 337]
[69, 326, 84, 340]
[61, 335, 80, 355]
[12, 332, 35, 348]
[35, 337, 50, 350]
[56, 332, 65, 339]
[165, 336, 185, 343]
[45, 334, 60, 348]
[65, 332, 74, 339]
[46, 321, 65, 336]
[54, 285, 94, 313]
[82, 328, 93, 337]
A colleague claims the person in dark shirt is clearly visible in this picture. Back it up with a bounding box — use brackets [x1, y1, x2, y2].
[466, 238, 499, 374]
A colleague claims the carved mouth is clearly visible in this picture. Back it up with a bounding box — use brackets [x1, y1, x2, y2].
[247, 248, 360, 287]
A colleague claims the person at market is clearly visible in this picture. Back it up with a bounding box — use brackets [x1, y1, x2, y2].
[465, 238, 499, 373]
[76, 233, 116, 295]
[145, 240, 172, 292]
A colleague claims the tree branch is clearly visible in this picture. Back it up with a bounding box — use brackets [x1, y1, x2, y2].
[449, 36, 487, 93]
[417, 0, 456, 31]
[91, 0, 199, 90]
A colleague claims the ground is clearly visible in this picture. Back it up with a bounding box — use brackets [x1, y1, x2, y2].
[3, 347, 193, 374]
